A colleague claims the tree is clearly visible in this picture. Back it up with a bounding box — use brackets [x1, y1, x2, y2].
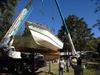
[95, 37, 100, 56]
[86, 39, 97, 51]
[58, 15, 94, 52]
[91, 0, 100, 13]
[0, 0, 19, 40]
[97, 43, 100, 56]
[91, 0, 100, 30]
[93, 19, 100, 30]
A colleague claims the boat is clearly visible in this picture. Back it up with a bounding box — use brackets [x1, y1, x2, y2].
[14, 21, 63, 51]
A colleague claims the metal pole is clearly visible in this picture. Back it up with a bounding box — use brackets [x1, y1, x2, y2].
[54, 0, 77, 57]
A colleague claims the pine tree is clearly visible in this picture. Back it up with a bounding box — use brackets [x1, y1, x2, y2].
[58, 15, 94, 52]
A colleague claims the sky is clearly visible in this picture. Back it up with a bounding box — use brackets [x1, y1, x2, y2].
[14, 0, 100, 37]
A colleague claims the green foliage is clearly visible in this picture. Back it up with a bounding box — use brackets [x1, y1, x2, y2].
[91, 0, 100, 30]
[0, 0, 19, 38]
[58, 15, 94, 52]
[86, 37, 100, 55]
[95, 38, 100, 55]
[86, 39, 97, 51]
[93, 19, 100, 31]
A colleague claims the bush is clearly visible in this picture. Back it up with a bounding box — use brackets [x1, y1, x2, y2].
[86, 63, 100, 69]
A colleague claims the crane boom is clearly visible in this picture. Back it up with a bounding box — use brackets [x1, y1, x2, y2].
[0, 0, 32, 48]
[54, 0, 79, 57]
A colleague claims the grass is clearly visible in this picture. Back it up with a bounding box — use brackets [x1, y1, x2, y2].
[37, 63, 100, 75]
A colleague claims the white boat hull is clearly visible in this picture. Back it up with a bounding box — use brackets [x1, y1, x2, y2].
[14, 22, 63, 51]
[27, 22, 63, 50]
